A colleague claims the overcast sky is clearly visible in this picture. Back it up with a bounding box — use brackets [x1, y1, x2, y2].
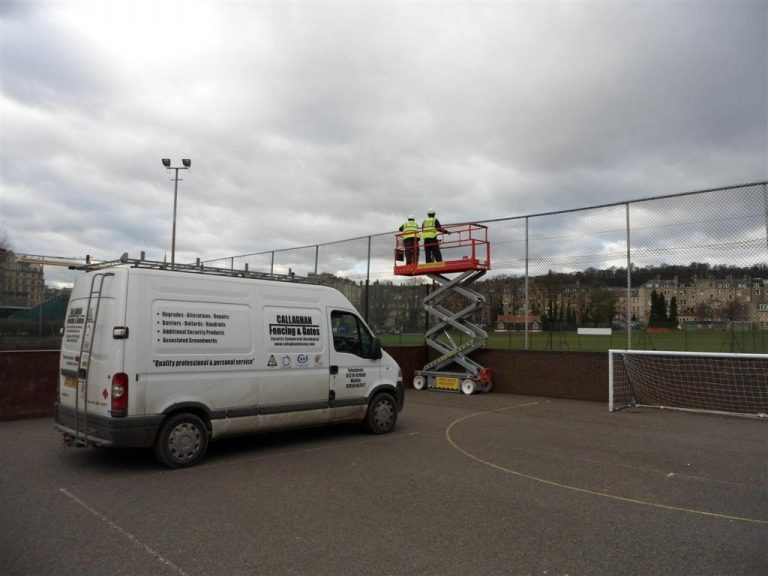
[2, 1, 767, 285]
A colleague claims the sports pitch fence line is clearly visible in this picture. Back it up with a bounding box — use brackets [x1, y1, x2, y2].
[208, 181, 768, 352]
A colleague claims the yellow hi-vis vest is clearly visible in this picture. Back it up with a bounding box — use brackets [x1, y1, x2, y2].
[422, 217, 438, 239]
[402, 220, 419, 239]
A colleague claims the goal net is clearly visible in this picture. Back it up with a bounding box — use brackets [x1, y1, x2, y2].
[608, 349, 768, 418]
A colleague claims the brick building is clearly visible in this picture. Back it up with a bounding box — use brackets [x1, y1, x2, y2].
[0, 249, 45, 309]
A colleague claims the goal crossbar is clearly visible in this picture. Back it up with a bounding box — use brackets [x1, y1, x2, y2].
[608, 349, 768, 418]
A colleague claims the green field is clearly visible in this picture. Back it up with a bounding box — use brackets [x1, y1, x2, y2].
[380, 329, 768, 354]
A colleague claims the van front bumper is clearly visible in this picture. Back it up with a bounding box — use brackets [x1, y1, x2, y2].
[396, 381, 405, 410]
[54, 403, 163, 448]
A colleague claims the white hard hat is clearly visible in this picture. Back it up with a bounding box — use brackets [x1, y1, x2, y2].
[428, 208, 436, 214]
[408, 214, 414, 219]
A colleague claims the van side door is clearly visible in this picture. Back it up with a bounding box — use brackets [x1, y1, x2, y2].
[329, 309, 381, 406]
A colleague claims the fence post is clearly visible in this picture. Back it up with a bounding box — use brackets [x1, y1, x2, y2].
[763, 182, 767, 252]
[626, 202, 632, 350]
[314, 245, 319, 276]
[364, 236, 371, 322]
[270, 251, 274, 275]
[524, 216, 529, 350]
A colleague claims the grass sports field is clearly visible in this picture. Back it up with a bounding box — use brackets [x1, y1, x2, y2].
[380, 329, 768, 353]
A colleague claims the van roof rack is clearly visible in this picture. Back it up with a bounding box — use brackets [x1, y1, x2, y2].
[69, 254, 317, 284]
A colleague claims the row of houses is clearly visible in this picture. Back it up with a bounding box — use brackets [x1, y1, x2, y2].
[342, 273, 768, 333]
[0, 249, 45, 313]
[496, 274, 768, 330]
[621, 275, 767, 329]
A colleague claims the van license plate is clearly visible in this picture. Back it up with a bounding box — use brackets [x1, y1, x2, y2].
[64, 377, 77, 389]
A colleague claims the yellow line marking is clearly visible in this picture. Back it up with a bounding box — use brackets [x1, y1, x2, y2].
[445, 402, 768, 526]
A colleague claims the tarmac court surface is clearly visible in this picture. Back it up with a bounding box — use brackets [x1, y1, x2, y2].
[1, 390, 766, 575]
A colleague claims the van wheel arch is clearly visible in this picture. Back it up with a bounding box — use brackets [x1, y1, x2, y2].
[369, 385, 402, 411]
[161, 402, 212, 420]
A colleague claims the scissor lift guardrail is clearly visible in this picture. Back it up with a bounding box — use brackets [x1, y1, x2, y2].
[394, 223, 492, 394]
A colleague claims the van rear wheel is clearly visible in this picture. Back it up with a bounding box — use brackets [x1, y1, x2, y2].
[365, 392, 398, 434]
[154, 413, 209, 468]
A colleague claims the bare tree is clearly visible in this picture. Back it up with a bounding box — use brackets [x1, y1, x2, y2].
[0, 228, 11, 251]
[694, 301, 712, 321]
[723, 298, 750, 321]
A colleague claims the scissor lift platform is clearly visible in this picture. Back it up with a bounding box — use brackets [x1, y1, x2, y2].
[394, 223, 493, 394]
[394, 223, 490, 276]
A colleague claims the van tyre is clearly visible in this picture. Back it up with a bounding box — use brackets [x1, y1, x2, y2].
[365, 393, 398, 434]
[154, 413, 209, 468]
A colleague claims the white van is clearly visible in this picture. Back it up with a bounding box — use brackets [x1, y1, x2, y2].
[55, 259, 403, 468]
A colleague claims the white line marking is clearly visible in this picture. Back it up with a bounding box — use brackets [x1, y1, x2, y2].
[59, 488, 189, 575]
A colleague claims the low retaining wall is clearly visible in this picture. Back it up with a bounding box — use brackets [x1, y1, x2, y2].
[0, 350, 60, 421]
[390, 348, 607, 402]
[0, 347, 607, 421]
[474, 349, 607, 401]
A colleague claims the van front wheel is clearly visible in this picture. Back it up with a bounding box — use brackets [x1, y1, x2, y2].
[154, 413, 209, 468]
[365, 393, 398, 434]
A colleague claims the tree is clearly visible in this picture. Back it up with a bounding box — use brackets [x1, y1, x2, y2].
[566, 303, 576, 328]
[723, 298, 750, 322]
[367, 280, 391, 332]
[695, 301, 712, 321]
[668, 296, 678, 328]
[0, 228, 10, 250]
[649, 290, 669, 327]
[649, 290, 661, 327]
[588, 288, 618, 327]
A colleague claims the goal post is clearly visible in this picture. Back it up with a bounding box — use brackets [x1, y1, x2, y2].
[608, 349, 768, 418]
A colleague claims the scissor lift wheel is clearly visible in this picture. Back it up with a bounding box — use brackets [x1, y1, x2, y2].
[461, 379, 476, 395]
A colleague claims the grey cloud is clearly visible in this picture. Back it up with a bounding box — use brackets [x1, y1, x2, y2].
[1, 1, 765, 278]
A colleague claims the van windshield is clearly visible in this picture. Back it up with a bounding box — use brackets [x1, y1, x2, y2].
[331, 311, 374, 358]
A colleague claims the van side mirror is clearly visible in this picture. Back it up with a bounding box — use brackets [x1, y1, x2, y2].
[370, 337, 382, 360]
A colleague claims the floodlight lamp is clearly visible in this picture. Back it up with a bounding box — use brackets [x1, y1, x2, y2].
[182, 159, 191, 168]
[162, 158, 171, 167]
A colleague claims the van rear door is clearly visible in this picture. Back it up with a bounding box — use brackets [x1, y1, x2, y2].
[59, 272, 126, 420]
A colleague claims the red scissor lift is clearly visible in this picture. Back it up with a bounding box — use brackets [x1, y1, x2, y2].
[394, 223, 493, 394]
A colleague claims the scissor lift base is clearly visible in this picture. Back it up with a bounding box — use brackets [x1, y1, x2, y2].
[413, 369, 493, 395]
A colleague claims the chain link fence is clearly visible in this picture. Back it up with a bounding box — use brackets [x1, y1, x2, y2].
[206, 182, 768, 353]
[2, 183, 763, 352]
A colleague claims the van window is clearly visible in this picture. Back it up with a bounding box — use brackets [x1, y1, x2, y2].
[331, 311, 374, 358]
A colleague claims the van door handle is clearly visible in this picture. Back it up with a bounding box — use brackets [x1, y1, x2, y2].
[330, 365, 338, 375]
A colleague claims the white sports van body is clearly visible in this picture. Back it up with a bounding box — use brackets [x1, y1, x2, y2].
[55, 264, 403, 467]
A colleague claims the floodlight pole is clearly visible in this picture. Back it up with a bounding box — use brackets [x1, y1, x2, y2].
[171, 168, 181, 268]
[162, 159, 191, 268]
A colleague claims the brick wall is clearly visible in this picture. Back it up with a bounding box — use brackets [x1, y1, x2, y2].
[387, 347, 607, 401]
[0, 350, 60, 420]
[0, 347, 607, 420]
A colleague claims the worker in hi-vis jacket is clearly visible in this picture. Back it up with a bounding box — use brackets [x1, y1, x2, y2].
[399, 215, 420, 265]
[422, 209, 451, 263]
